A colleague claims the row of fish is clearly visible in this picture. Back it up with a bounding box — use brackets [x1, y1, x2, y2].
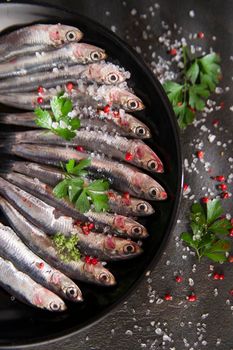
[0, 23, 165, 311]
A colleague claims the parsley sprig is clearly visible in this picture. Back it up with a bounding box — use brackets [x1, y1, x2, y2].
[53, 232, 80, 262]
[164, 47, 221, 128]
[181, 199, 232, 262]
[53, 159, 110, 213]
[35, 93, 80, 140]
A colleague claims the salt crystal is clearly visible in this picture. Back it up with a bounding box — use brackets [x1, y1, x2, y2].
[189, 10, 195, 18]
[189, 278, 194, 286]
[208, 134, 216, 143]
[155, 327, 163, 335]
[131, 8, 137, 16]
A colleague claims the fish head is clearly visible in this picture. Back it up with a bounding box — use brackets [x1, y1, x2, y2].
[132, 199, 155, 215]
[113, 215, 148, 238]
[74, 43, 107, 63]
[129, 117, 151, 138]
[33, 288, 67, 312]
[84, 261, 116, 286]
[132, 143, 164, 173]
[96, 63, 130, 85]
[131, 172, 167, 200]
[112, 89, 145, 111]
[48, 24, 83, 45]
[106, 236, 143, 258]
[51, 272, 83, 302]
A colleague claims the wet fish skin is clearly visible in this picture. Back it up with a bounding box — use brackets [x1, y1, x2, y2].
[0, 24, 83, 63]
[0, 197, 116, 286]
[0, 43, 106, 79]
[0, 63, 129, 92]
[0, 110, 151, 139]
[0, 176, 144, 258]
[1, 171, 148, 239]
[0, 222, 83, 302]
[6, 161, 154, 216]
[0, 254, 66, 311]
[2, 129, 163, 173]
[0, 85, 144, 112]
[1, 143, 167, 201]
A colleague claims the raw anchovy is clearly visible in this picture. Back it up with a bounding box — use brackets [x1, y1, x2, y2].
[7, 161, 154, 216]
[1, 130, 163, 173]
[0, 112, 39, 128]
[0, 85, 144, 112]
[0, 197, 116, 285]
[0, 143, 167, 200]
[0, 110, 152, 139]
[0, 222, 83, 302]
[0, 90, 96, 110]
[0, 63, 129, 91]
[0, 254, 66, 311]
[78, 107, 151, 139]
[1, 171, 148, 239]
[0, 177, 144, 259]
[0, 24, 83, 63]
[0, 43, 106, 79]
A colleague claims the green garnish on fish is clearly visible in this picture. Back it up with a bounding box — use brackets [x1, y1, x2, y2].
[53, 232, 81, 262]
[35, 93, 80, 140]
[53, 159, 110, 213]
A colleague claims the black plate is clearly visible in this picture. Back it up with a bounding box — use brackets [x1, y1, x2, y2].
[0, 2, 183, 348]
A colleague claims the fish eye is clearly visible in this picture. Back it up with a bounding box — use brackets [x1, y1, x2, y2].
[123, 243, 136, 254]
[49, 302, 61, 311]
[149, 187, 157, 198]
[66, 30, 76, 41]
[66, 286, 77, 298]
[99, 272, 110, 284]
[147, 160, 157, 170]
[131, 226, 143, 236]
[90, 51, 102, 61]
[135, 126, 146, 136]
[127, 99, 139, 110]
[137, 203, 148, 212]
[107, 72, 119, 84]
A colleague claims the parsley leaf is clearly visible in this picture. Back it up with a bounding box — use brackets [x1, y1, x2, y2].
[181, 199, 232, 262]
[53, 159, 109, 213]
[163, 47, 221, 128]
[34, 93, 80, 140]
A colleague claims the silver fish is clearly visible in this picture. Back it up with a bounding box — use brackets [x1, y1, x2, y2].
[0, 177, 144, 258]
[0, 24, 83, 63]
[1, 143, 167, 200]
[0, 223, 83, 302]
[6, 161, 154, 216]
[0, 197, 116, 285]
[0, 43, 107, 79]
[0, 254, 66, 311]
[1, 171, 148, 239]
[2, 130, 163, 173]
[0, 110, 152, 139]
[0, 85, 144, 112]
[0, 63, 128, 91]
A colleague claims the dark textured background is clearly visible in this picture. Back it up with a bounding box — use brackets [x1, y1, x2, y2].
[4, 0, 233, 349]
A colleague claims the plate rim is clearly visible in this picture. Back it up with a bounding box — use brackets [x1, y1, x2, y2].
[0, 1, 184, 348]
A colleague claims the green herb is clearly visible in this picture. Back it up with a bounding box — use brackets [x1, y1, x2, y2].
[53, 232, 80, 262]
[181, 199, 232, 262]
[34, 93, 80, 140]
[163, 47, 221, 128]
[53, 159, 110, 213]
